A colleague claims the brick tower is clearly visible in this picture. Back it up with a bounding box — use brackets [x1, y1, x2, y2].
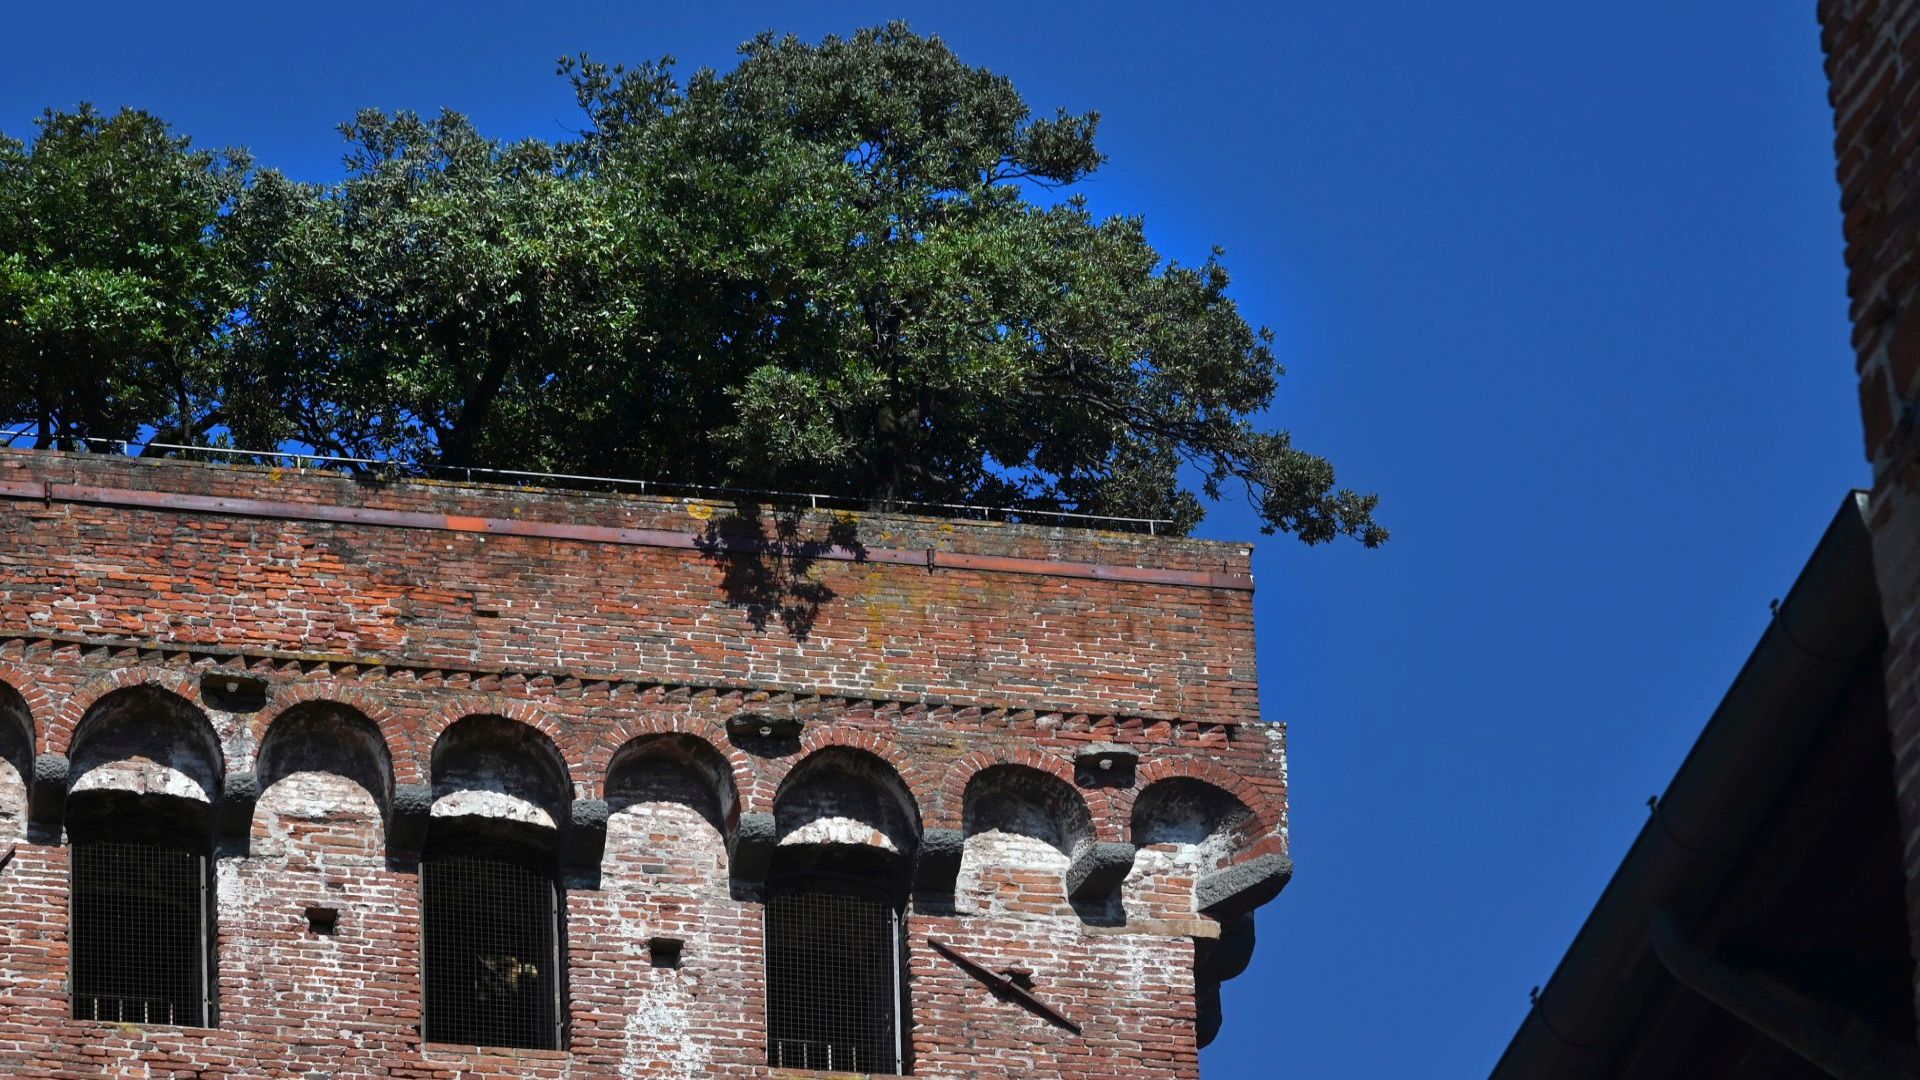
[0, 448, 1288, 1078]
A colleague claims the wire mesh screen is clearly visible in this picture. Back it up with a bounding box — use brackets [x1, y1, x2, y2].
[70, 841, 208, 1026]
[421, 854, 562, 1050]
[765, 887, 905, 1074]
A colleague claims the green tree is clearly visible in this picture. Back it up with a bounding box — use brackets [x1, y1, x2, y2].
[5, 25, 1383, 545]
[0, 105, 248, 449]
[553, 24, 1383, 542]
[223, 109, 638, 466]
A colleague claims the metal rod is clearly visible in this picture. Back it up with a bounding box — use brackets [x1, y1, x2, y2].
[5, 437, 1174, 530]
[891, 908, 905, 1070]
[198, 853, 210, 1026]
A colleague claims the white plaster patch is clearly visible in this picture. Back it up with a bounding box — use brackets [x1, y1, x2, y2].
[778, 816, 898, 851]
[70, 757, 212, 802]
[261, 770, 383, 822]
[622, 965, 712, 1076]
[956, 830, 1071, 916]
[430, 789, 556, 829]
[605, 804, 726, 886]
[0, 758, 24, 833]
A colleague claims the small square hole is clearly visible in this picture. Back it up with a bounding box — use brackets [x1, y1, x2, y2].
[305, 905, 339, 935]
[649, 936, 684, 969]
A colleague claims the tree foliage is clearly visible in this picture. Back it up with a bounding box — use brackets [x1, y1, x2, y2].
[0, 105, 248, 449]
[0, 24, 1383, 544]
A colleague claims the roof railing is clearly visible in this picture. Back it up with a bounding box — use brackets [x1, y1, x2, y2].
[0, 431, 1171, 534]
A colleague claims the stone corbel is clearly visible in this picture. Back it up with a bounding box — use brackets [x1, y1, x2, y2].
[912, 827, 965, 894]
[28, 753, 68, 834]
[218, 771, 259, 841]
[387, 782, 432, 858]
[1066, 840, 1137, 901]
[728, 810, 777, 884]
[1197, 853, 1294, 918]
[564, 798, 609, 871]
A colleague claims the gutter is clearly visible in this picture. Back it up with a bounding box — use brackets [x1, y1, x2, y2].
[1489, 492, 1885, 1078]
[1648, 907, 1911, 1079]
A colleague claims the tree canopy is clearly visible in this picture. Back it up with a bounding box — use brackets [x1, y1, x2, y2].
[0, 24, 1383, 544]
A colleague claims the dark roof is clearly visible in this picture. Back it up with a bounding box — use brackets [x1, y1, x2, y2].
[1489, 492, 1894, 1078]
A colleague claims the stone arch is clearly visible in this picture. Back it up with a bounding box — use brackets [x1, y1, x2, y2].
[1130, 777, 1258, 864]
[606, 732, 740, 835]
[253, 700, 397, 853]
[0, 662, 51, 735]
[1123, 775, 1259, 920]
[602, 732, 740, 890]
[419, 696, 582, 799]
[0, 678, 32, 838]
[251, 684, 421, 785]
[587, 714, 759, 806]
[50, 667, 203, 757]
[934, 748, 1117, 836]
[963, 764, 1094, 858]
[1123, 756, 1280, 835]
[65, 683, 223, 845]
[428, 714, 573, 853]
[766, 725, 931, 818]
[956, 764, 1095, 915]
[772, 745, 921, 884]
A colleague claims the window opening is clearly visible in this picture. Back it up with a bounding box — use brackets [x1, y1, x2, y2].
[70, 840, 210, 1026]
[421, 852, 563, 1049]
[765, 882, 907, 1074]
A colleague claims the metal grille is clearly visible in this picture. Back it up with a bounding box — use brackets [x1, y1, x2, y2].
[421, 853, 562, 1050]
[765, 886, 906, 1074]
[70, 841, 209, 1026]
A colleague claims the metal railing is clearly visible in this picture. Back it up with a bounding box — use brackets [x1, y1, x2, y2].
[0, 430, 1172, 533]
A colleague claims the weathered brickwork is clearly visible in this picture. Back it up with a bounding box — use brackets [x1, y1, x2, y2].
[1822, 0, 1920, 1020]
[0, 448, 1287, 1078]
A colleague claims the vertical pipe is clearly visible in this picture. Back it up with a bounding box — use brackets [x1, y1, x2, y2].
[552, 879, 564, 1050]
[890, 907, 904, 1074]
[197, 853, 210, 1027]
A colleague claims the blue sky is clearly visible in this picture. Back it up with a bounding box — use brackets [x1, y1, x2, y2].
[0, 3, 1862, 1075]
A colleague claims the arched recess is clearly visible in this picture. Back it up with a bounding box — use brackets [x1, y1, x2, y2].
[957, 764, 1093, 914]
[63, 684, 223, 1028]
[1124, 777, 1257, 917]
[66, 684, 224, 845]
[253, 700, 396, 857]
[0, 681, 31, 838]
[428, 714, 572, 846]
[773, 745, 921, 879]
[250, 685, 422, 787]
[603, 733, 739, 888]
[420, 714, 572, 1051]
[1131, 777, 1256, 867]
[766, 746, 920, 1075]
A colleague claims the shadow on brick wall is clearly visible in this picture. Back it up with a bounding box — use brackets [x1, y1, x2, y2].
[696, 503, 865, 640]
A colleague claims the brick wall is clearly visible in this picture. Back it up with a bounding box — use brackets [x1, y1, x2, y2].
[0, 449, 1288, 1078]
[1822, 0, 1920, 1021]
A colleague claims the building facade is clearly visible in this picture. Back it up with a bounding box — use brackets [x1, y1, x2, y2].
[0, 448, 1288, 1078]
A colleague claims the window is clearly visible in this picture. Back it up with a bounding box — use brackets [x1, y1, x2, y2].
[70, 839, 210, 1026]
[419, 713, 572, 1049]
[421, 849, 563, 1049]
[765, 879, 907, 1074]
[63, 684, 222, 1028]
